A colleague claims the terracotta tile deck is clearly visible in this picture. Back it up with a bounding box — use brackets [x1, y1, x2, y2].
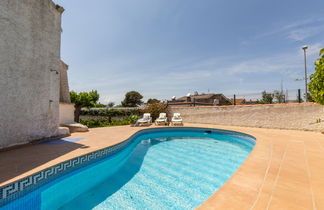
[0, 124, 323, 209]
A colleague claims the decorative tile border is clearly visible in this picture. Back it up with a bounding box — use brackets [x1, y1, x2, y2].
[0, 138, 132, 207]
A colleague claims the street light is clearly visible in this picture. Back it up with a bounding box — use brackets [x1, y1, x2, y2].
[302, 45, 308, 102]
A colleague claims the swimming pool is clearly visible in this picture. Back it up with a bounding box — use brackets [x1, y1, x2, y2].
[1, 127, 255, 210]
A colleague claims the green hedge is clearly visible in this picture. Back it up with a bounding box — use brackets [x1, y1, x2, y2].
[80, 119, 131, 128]
[80, 109, 141, 117]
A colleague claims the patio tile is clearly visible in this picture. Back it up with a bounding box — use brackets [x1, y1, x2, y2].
[268, 186, 314, 210]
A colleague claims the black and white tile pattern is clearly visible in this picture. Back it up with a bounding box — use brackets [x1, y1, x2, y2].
[0, 139, 131, 207]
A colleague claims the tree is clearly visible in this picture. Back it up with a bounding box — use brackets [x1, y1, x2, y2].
[273, 90, 285, 103]
[107, 102, 115, 108]
[260, 91, 274, 104]
[309, 48, 324, 105]
[304, 93, 314, 102]
[147, 98, 160, 104]
[121, 91, 143, 107]
[70, 90, 99, 122]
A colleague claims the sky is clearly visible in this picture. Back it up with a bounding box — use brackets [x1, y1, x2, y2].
[53, 0, 324, 104]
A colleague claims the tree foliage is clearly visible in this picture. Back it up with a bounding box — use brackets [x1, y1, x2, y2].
[79, 119, 130, 128]
[304, 93, 314, 102]
[70, 90, 99, 107]
[147, 98, 160, 104]
[70, 90, 100, 122]
[121, 91, 143, 107]
[80, 108, 140, 117]
[309, 48, 324, 105]
[273, 90, 285, 103]
[260, 91, 274, 104]
[141, 102, 168, 121]
[107, 102, 115, 108]
[93, 103, 106, 108]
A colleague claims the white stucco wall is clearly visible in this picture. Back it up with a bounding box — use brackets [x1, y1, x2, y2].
[168, 103, 324, 131]
[59, 103, 75, 125]
[0, 0, 64, 149]
[59, 61, 71, 103]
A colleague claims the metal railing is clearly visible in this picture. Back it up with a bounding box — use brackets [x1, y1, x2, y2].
[167, 89, 310, 107]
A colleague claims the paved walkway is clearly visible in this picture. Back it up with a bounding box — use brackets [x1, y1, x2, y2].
[0, 124, 323, 209]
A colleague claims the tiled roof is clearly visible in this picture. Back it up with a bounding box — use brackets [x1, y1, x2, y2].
[176, 94, 223, 101]
[231, 98, 246, 104]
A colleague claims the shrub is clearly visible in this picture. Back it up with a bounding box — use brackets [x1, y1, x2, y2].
[107, 102, 115, 108]
[128, 115, 139, 124]
[79, 119, 130, 128]
[80, 108, 141, 117]
[147, 98, 160, 104]
[93, 103, 107, 108]
[260, 91, 274, 104]
[141, 103, 168, 121]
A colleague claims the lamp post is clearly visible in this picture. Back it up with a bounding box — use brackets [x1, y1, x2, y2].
[302, 45, 308, 102]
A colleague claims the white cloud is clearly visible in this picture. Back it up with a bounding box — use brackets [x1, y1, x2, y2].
[307, 43, 323, 57]
[287, 26, 323, 41]
[282, 17, 324, 30]
[226, 43, 322, 76]
[69, 42, 323, 104]
[253, 16, 324, 42]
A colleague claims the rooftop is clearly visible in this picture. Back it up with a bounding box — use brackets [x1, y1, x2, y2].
[231, 98, 246, 104]
[177, 93, 227, 101]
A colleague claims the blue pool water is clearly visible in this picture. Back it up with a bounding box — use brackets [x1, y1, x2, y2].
[2, 128, 255, 210]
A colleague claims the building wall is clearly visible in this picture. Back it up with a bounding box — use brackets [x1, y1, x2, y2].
[59, 103, 75, 125]
[59, 61, 71, 103]
[59, 61, 75, 126]
[206, 95, 231, 105]
[195, 98, 213, 104]
[168, 103, 324, 131]
[0, 0, 64, 148]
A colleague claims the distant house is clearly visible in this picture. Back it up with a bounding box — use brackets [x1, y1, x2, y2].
[168, 93, 232, 106]
[231, 98, 246, 105]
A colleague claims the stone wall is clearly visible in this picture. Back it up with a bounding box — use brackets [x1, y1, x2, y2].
[168, 103, 324, 131]
[0, 0, 64, 148]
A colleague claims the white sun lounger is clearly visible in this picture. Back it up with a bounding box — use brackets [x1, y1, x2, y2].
[171, 113, 183, 126]
[155, 113, 167, 125]
[136, 113, 152, 126]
